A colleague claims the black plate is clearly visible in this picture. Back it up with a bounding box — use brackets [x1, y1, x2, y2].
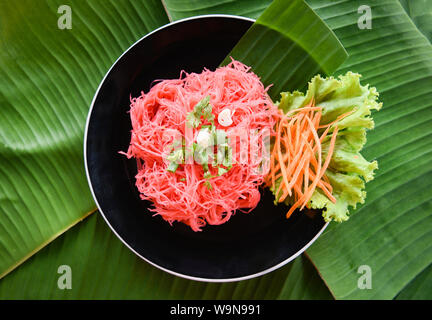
[84, 15, 327, 282]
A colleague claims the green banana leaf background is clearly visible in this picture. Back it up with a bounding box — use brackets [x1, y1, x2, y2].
[0, 0, 431, 300]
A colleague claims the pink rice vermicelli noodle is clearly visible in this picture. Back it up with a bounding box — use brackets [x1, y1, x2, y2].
[122, 59, 280, 231]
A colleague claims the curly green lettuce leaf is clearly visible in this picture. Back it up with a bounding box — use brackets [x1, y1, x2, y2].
[274, 72, 382, 222]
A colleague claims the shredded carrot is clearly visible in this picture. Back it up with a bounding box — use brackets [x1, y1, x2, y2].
[265, 99, 351, 219]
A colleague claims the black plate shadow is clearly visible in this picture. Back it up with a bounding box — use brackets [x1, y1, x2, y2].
[85, 15, 327, 282]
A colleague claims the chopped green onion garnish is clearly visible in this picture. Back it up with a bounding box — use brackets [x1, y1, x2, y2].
[167, 162, 179, 173]
[186, 95, 213, 128]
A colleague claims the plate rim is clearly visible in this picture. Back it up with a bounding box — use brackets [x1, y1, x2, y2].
[83, 14, 329, 283]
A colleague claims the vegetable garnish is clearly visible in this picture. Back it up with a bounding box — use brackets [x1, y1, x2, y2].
[265, 99, 352, 218]
[186, 95, 214, 128]
[268, 72, 382, 222]
[184, 98, 233, 188]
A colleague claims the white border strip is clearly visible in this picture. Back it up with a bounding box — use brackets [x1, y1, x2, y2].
[83, 14, 329, 283]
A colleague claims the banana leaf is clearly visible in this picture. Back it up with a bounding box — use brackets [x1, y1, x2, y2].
[305, 0, 432, 300]
[0, 0, 169, 278]
[2, 0, 432, 300]
[0, 213, 332, 299]
[396, 262, 432, 299]
[220, 0, 347, 98]
[400, 0, 432, 42]
[162, 0, 272, 20]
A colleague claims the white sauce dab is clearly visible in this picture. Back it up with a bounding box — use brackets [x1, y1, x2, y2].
[196, 128, 213, 148]
[218, 108, 233, 127]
